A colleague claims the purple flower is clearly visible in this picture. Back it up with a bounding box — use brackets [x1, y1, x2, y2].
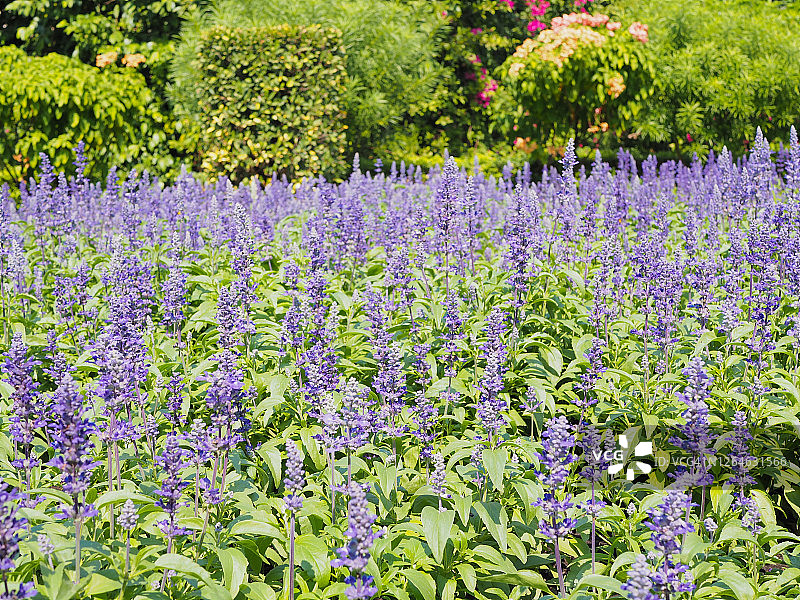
[622, 554, 658, 600]
[575, 337, 606, 410]
[669, 358, 715, 488]
[734, 494, 762, 534]
[411, 391, 437, 460]
[49, 374, 98, 516]
[476, 308, 509, 446]
[646, 491, 695, 556]
[0, 483, 27, 573]
[332, 483, 384, 599]
[534, 416, 577, 541]
[703, 517, 718, 534]
[3, 334, 44, 468]
[429, 452, 449, 503]
[284, 440, 305, 513]
[727, 411, 756, 489]
[579, 424, 614, 482]
[162, 260, 188, 327]
[201, 349, 250, 450]
[165, 373, 185, 427]
[119, 499, 138, 531]
[155, 432, 190, 539]
[536, 416, 576, 491]
[633, 491, 696, 598]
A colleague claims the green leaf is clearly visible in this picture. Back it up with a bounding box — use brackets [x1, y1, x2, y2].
[94, 490, 152, 509]
[571, 574, 623, 596]
[38, 564, 86, 600]
[482, 447, 507, 493]
[473, 501, 508, 552]
[441, 578, 456, 600]
[228, 519, 283, 540]
[420, 506, 454, 564]
[155, 554, 214, 587]
[540, 347, 563, 376]
[750, 489, 777, 528]
[485, 570, 550, 591]
[294, 534, 330, 584]
[403, 569, 436, 600]
[84, 572, 121, 596]
[642, 413, 660, 439]
[453, 493, 472, 527]
[455, 563, 476, 592]
[239, 583, 276, 600]
[218, 547, 248, 598]
[717, 568, 755, 600]
[718, 523, 756, 545]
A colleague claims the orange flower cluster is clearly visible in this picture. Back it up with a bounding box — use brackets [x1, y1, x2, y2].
[532, 25, 607, 67]
[628, 21, 648, 43]
[95, 51, 118, 68]
[606, 73, 625, 98]
[513, 136, 539, 153]
[122, 53, 146, 68]
[587, 122, 609, 133]
[507, 13, 648, 74]
[550, 12, 621, 33]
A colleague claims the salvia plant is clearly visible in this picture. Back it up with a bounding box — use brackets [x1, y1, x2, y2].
[0, 133, 799, 600]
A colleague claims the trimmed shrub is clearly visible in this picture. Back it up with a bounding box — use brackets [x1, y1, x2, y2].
[0, 46, 185, 185]
[189, 25, 348, 182]
[171, 0, 445, 159]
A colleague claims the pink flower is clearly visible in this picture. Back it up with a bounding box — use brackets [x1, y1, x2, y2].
[686, 134, 693, 142]
[628, 21, 648, 43]
[530, 0, 550, 16]
[528, 19, 546, 32]
[477, 78, 499, 106]
[499, 0, 514, 8]
[471, 28, 483, 34]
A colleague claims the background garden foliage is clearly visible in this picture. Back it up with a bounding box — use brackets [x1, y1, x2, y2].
[0, 46, 186, 183]
[186, 25, 348, 181]
[2, 0, 800, 179]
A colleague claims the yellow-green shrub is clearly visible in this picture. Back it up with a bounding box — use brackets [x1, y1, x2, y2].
[189, 25, 348, 182]
[0, 46, 185, 184]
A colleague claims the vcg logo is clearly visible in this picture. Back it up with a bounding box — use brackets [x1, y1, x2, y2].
[595, 434, 653, 481]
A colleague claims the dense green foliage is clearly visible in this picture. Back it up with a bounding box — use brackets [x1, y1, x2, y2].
[0, 0, 206, 105]
[615, 0, 800, 157]
[1, 0, 201, 59]
[4, 0, 800, 178]
[188, 25, 348, 182]
[172, 0, 446, 159]
[0, 46, 186, 185]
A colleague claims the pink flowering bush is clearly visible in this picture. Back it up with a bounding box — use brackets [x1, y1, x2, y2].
[492, 12, 655, 151]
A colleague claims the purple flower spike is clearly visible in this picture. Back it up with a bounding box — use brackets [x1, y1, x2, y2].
[332, 483, 384, 599]
[284, 440, 305, 513]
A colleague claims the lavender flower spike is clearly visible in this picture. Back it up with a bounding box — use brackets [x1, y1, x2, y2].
[332, 483, 385, 600]
[0, 482, 35, 599]
[284, 440, 305, 513]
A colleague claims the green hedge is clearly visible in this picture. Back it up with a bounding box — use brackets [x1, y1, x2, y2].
[0, 45, 187, 185]
[192, 25, 348, 182]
